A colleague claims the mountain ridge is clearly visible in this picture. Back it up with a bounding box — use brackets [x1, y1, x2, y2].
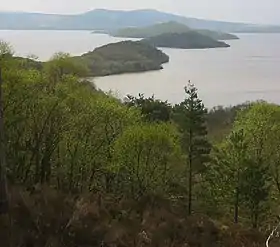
[110, 21, 239, 40]
[0, 9, 279, 32]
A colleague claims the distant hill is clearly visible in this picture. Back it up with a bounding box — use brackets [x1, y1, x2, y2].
[111, 21, 239, 40]
[141, 32, 230, 49]
[111, 21, 191, 38]
[0, 9, 279, 33]
[74, 41, 169, 76]
[195, 29, 238, 40]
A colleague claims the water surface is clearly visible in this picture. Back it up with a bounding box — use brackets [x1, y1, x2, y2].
[0, 30, 279, 107]
[94, 34, 280, 107]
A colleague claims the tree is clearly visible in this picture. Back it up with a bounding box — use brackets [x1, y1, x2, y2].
[232, 102, 280, 228]
[113, 123, 182, 198]
[172, 82, 211, 215]
[125, 94, 172, 122]
[211, 129, 248, 224]
[240, 159, 270, 228]
[44, 52, 88, 84]
[227, 130, 248, 224]
[0, 40, 13, 214]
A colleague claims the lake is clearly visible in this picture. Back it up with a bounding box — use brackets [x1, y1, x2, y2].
[0, 30, 280, 107]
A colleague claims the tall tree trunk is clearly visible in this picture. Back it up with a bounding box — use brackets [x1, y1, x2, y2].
[188, 130, 193, 216]
[188, 153, 193, 215]
[234, 187, 239, 224]
[234, 170, 240, 224]
[0, 66, 8, 214]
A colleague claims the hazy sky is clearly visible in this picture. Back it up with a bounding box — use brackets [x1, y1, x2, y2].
[0, 0, 279, 24]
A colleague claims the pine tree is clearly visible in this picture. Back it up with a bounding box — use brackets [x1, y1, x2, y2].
[173, 81, 211, 215]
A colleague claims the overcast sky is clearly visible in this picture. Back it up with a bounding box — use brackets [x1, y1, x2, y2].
[0, 0, 279, 24]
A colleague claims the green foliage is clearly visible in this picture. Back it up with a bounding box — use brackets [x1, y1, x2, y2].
[0, 40, 14, 57]
[206, 103, 252, 142]
[208, 129, 249, 223]
[3, 43, 280, 246]
[206, 102, 280, 228]
[125, 94, 172, 122]
[240, 160, 271, 228]
[44, 52, 89, 82]
[113, 123, 183, 197]
[1, 50, 142, 192]
[172, 82, 211, 215]
[173, 82, 211, 168]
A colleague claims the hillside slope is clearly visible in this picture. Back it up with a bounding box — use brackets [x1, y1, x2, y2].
[74, 40, 169, 76]
[141, 31, 230, 49]
[0, 9, 279, 33]
[111, 21, 239, 40]
[112, 21, 191, 38]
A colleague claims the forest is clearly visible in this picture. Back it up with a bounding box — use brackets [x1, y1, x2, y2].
[0, 40, 279, 247]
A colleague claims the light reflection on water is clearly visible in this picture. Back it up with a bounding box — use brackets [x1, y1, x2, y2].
[0, 30, 279, 107]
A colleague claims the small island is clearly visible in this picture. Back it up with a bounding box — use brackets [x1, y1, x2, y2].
[111, 21, 191, 38]
[111, 21, 239, 40]
[195, 29, 239, 40]
[141, 31, 230, 49]
[75, 41, 169, 76]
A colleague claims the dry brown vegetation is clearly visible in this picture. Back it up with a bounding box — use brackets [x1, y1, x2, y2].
[0, 186, 276, 247]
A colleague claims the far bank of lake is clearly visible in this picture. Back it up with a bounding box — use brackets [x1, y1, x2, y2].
[0, 30, 279, 107]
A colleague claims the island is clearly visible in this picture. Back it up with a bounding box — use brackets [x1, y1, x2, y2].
[195, 29, 239, 40]
[111, 21, 191, 38]
[110, 21, 239, 40]
[74, 41, 169, 76]
[141, 31, 230, 49]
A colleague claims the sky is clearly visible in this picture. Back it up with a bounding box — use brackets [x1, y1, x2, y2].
[0, 0, 279, 24]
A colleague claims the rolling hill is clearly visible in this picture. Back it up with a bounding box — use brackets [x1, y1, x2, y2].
[0, 9, 279, 33]
[111, 21, 239, 40]
[111, 21, 191, 38]
[141, 31, 230, 49]
[74, 41, 169, 76]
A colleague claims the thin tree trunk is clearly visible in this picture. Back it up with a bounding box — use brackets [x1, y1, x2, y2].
[234, 170, 240, 224]
[188, 154, 193, 215]
[188, 129, 193, 216]
[0, 66, 9, 214]
[234, 187, 239, 224]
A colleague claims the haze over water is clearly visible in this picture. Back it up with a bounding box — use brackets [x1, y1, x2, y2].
[1, 30, 279, 107]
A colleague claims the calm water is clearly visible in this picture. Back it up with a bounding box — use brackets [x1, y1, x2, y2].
[1, 30, 279, 107]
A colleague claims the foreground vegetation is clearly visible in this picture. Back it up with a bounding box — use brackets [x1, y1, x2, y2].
[0, 41, 280, 246]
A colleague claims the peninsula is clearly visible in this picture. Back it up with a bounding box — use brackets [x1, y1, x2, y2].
[74, 41, 169, 76]
[111, 21, 239, 40]
[141, 31, 230, 49]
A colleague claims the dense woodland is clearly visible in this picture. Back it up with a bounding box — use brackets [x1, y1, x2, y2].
[0, 40, 280, 247]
